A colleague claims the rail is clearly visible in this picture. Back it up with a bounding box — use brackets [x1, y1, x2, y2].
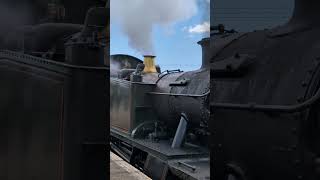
[148, 90, 210, 98]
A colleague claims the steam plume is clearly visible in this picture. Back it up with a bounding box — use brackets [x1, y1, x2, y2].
[111, 0, 198, 54]
[110, 58, 121, 77]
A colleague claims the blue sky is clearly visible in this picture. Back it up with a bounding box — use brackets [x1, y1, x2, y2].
[111, 1, 209, 71]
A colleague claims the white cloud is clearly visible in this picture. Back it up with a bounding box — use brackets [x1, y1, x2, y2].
[188, 21, 210, 34]
[111, 0, 198, 54]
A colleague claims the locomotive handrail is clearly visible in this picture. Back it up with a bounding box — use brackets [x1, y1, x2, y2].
[148, 90, 210, 98]
[0, 50, 109, 73]
[211, 87, 320, 113]
[156, 69, 183, 84]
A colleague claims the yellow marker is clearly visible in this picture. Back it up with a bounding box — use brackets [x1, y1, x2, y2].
[143, 55, 157, 73]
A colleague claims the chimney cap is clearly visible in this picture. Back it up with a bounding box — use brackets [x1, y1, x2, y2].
[143, 55, 156, 58]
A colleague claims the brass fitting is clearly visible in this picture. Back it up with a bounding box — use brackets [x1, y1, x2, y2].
[143, 55, 157, 73]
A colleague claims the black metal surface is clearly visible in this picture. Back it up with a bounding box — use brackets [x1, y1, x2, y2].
[211, 0, 320, 179]
[0, 55, 64, 180]
[211, 83, 320, 113]
[111, 129, 208, 161]
[110, 37, 210, 179]
[2, 23, 83, 54]
[144, 155, 168, 180]
[111, 128, 209, 180]
[0, 2, 109, 179]
[152, 68, 209, 129]
[168, 158, 210, 180]
[0, 51, 108, 180]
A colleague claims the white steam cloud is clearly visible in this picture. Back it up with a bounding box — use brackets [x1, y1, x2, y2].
[110, 58, 121, 77]
[188, 21, 210, 34]
[111, 0, 198, 55]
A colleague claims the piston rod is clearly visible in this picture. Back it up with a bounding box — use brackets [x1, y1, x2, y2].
[171, 113, 188, 148]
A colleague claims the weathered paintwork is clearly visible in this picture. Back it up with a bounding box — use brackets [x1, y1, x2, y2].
[211, 1, 320, 179]
[110, 38, 210, 179]
[0, 2, 109, 180]
[110, 78, 157, 134]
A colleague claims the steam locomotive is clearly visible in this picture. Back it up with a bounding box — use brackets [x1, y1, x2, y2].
[211, 0, 320, 179]
[0, 1, 108, 180]
[110, 38, 210, 179]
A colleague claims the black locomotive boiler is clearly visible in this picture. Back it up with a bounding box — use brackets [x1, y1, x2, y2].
[0, 1, 109, 180]
[110, 38, 210, 180]
[211, 0, 320, 179]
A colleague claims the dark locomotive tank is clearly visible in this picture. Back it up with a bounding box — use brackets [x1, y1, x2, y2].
[211, 0, 320, 179]
[0, 1, 109, 180]
[152, 38, 210, 129]
[110, 37, 210, 179]
[111, 38, 210, 135]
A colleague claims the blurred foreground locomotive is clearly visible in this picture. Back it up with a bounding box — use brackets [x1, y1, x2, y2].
[110, 38, 210, 179]
[211, 0, 320, 179]
[0, 1, 108, 180]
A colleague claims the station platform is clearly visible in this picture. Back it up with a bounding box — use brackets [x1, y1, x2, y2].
[110, 152, 151, 180]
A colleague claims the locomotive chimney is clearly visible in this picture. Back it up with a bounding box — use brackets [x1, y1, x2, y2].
[198, 37, 211, 69]
[143, 55, 157, 73]
[289, 0, 320, 25]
